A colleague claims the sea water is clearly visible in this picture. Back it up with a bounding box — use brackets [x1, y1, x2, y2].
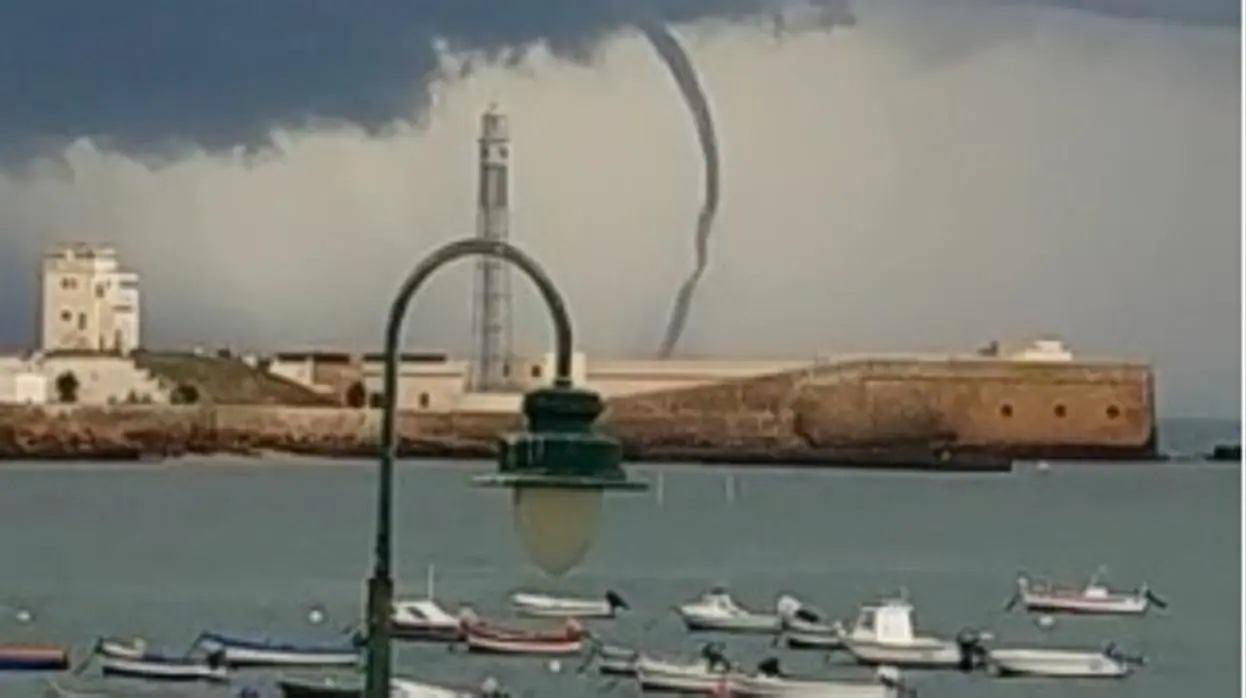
[0, 441, 1238, 698]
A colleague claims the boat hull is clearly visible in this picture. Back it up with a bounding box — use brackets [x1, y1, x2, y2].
[0, 645, 70, 672]
[199, 637, 359, 668]
[784, 631, 844, 651]
[677, 610, 779, 634]
[730, 675, 899, 698]
[279, 678, 472, 698]
[511, 594, 614, 619]
[844, 640, 964, 669]
[465, 633, 582, 656]
[99, 657, 228, 683]
[391, 624, 464, 643]
[635, 657, 735, 693]
[1021, 595, 1148, 616]
[986, 649, 1130, 678]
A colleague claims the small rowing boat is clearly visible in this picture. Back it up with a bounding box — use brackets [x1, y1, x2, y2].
[195, 632, 360, 668]
[460, 611, 584, 656]
[1004, 567, 1168, 616]
[88, 637, 227, 683]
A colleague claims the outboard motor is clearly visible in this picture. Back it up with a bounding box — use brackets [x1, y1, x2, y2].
[700, 642, 729, 672]
[206, 649, 228, 670]
[1103, 642, 1147, 667]
[605, 590, 629, 611]
[756, 657, 783, 678]
[955, 629, 987, 672]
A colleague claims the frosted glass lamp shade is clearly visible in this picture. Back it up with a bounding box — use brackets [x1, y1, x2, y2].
[511, 487, 604, 577]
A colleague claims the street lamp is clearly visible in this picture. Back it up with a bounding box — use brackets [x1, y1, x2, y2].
[364, 238, 647, 698]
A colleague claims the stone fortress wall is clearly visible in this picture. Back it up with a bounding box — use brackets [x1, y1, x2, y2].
[0, 350, 1156, 462]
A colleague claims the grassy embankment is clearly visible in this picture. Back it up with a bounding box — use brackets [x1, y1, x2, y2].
[132, 351, 335, 406]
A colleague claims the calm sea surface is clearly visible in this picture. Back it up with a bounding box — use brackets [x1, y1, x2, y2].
[0, 419, 1239, 698]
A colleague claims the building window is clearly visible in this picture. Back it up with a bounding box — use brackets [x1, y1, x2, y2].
[77, 313, 87, 330]
[999, 403, 1013, 418]
[418, 392, 430, 409]
[530, 364, 542, 379]
[60, 309, 72, 322]
[1105, 405, 1120, 420]
[1053, 403, 1067, 418]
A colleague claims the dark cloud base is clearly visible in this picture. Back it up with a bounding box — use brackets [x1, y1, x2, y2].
[0, 0, 1233, 156]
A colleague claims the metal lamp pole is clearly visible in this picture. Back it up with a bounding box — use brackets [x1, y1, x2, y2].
[363, 238, 643, 698]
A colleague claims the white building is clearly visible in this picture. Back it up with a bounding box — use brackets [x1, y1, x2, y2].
[40, 243, 141, 354]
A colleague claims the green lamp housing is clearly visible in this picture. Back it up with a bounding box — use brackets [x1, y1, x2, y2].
[474, 384, 649, 491]
[474, 383, 647, 577]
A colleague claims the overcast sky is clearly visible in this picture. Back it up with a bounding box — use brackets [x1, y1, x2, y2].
[0, 0, 1238, 417]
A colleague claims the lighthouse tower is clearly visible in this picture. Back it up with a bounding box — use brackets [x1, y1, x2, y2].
[469, 104, 514, 391]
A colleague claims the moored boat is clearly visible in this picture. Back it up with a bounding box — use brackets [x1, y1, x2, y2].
[278, 676, 509, 698]
[776, 595, 845, 651]
[838, 597, 980, 670]
[633, 643, 734, 693]
[392, 599, 464, 643]
[0, 643, 70, 671]
[1004, 568, 1168, 616]
[98, 655, 229, 683]
[460, 611, 585, 656]
[195, 632, 361, 668]
[674, 588, 781, 634]
[87, 636, 228, 683]
[509, 590, 629, 619]
[729, 659, 910, 698]
[982, 643, 1142, 679]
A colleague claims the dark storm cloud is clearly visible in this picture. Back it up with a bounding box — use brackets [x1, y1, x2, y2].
[0, 0, 1229, 157]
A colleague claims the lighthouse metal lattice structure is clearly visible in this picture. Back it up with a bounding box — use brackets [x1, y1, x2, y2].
[469, 104, 514, 392]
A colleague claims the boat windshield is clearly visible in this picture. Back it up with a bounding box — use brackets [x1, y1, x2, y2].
[854, 609, 876, 633]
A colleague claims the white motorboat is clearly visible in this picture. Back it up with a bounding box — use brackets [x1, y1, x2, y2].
[730, 660, 910, 698]
[982, 644, 1142, 679]
[776, 595, 845, 651]
[392, 599, 464, 642]
[634, 643, 734, 693]
[636, 657, 732, 693]
[674, 588, 781, 633]
[1005, 567, 1168, 616]
[392, 563, 465, 642]
[509, 590, 629, 619]
[839, 597, 978, 670]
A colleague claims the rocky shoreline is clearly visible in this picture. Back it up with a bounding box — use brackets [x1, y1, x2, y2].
[0, 404, 1160, 471]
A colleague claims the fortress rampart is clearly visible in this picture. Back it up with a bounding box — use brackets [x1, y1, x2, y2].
[0, 357, 1157, 465]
